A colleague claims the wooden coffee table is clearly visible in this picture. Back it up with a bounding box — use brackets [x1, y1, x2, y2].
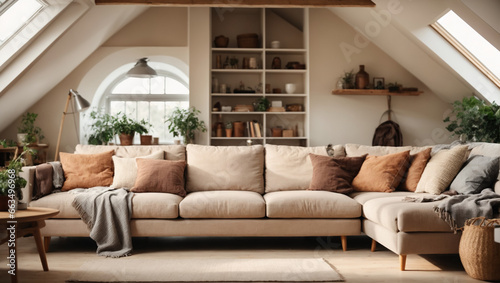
[0, 207, 59, 283]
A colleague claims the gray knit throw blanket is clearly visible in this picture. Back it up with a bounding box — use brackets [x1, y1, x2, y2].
[71, 187, 134, 257]
[434, 188, 500, 233]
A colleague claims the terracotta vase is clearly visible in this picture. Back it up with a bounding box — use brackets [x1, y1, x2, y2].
[225, 129, 232, 137]
[233, 122, 245, 137]
[119, 132, 134, 145]
[355, 65, 369, 89]
[140, 135, 152, 145]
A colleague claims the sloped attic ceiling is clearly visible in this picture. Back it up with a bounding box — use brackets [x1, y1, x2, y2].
[0, 1, 147, 132]
[328, 0, 500, 103]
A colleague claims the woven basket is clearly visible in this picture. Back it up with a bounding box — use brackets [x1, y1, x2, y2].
[459, 217, 500, 281]
[237, 33, 259, 48]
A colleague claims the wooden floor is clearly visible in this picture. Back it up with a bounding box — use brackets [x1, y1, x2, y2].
[0, 235, 482, 283]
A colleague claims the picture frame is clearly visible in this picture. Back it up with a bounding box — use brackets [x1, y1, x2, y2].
[373, 77, 385, 89]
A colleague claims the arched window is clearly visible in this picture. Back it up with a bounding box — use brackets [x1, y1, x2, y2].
[99, 69, 189, 144]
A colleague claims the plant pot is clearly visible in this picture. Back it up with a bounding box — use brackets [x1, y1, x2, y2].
[0, 195, 16, 211]
[214, 35, 229, 47]
[225, 129, 232, 137]
[17, 133, 28, 146]
[140, 135, 153, 145]
[119, 132, 135, 146]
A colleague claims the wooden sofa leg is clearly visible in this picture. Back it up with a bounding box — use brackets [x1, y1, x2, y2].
[43, 237, 51, 253]
[399, 254, 407, 271]
[371, 239, 376, 252]
[340, 236, 347, 251]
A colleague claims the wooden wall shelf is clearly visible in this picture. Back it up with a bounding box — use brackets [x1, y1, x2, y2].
[332, 89, 422, 96]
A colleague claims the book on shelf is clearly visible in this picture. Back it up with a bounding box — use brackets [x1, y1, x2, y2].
[254, 121, 262, 138]
[250, 121, 256, 137]
[246, 121, 251, 137]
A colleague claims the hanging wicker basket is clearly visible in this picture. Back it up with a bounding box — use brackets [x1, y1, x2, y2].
[459, 217, 500, 281]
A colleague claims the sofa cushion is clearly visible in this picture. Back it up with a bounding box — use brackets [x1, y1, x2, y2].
[59, 150, 115, 191]
[75, 144, 186, 160]
[29, 191, 182, 219]
[265, 145, 341, 192]
[111, 151, 164, 189]
[131, 159, 187, 197]
[399, 148, 432, 192]
[352, 151, 410, 193]
[264, 191, 361, 218]
[450, 155, 499, 195]
[179, 191, 265, 218]
[469, 142, 500, 179]
[345, 144, 430, 157]
[308, 153, 366, 194]
[352, 192, 452, 233]
[186, 145, 264, 193]
[415, 145, 469, 194]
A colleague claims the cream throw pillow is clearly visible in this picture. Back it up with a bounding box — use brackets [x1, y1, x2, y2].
[415, 145, 469, 195]
[111, 151, 164, 189]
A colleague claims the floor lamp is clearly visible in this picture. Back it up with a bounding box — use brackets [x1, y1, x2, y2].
[54, 89, 90, 161]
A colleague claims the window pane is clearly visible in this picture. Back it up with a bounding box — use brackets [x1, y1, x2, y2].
[125, 101, 137, 119]
[112, 77, 150, 94]
[110, 101, 125, 116]
[150, 101, 167, 141]
[150, 76, 165, 94]
[0, 0, 43, 44]
[166, 77, 189, 94]
[437, 11, 500, 80]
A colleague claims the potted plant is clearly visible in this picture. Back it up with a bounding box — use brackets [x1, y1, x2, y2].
[113, 113, 150, 146]
[444, 96, 500, 143]
[17, 112, 44, 146]
[86, 110, 116, 145]
[0, 148, 33, 211]
[0, 139, 16, 149]
[225, 122, 233, 137]
[137, 119, 153, 145]
[341, 70, 355, 89]
[254, 97, 270, 112]
[166, 107, 207, 144]
[387, 82, 402, 92]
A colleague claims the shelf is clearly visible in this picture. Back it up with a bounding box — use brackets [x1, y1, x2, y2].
[265, 48, 306, 54]
[266, 137, 307, 140]
[212, 93, 263, 96]
[331, 89, 422, 96]
[266, 111, 306, 115]
[211, 111, 306, 115]
[212, 48, 264, 53]
[212, 69, 263, 73]
[265, 69, 307, 74]
[264, 93, 307, 97]
[211, 137, 264, 140]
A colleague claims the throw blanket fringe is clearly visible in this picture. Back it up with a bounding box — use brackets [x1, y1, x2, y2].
[403, 195, 448, 203]
[433, 188, 500, 234]
[71, 187, 134, 258]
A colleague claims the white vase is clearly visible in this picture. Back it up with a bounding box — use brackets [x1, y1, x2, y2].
[17, 133, 28, 146]
[285, 83, 297, 94]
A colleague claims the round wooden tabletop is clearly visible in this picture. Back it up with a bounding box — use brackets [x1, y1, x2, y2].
[0, 207, 59, 223]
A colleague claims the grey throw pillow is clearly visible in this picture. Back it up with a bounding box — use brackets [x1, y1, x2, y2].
[450, 155, 499, 195]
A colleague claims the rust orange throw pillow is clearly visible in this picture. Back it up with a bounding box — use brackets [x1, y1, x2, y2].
[59, 150, 114, 191]
[131, 159, 187, 197]
[399, 148, 432, 191]
[352, 150, 410, 192]
[308, 153, 367, 194]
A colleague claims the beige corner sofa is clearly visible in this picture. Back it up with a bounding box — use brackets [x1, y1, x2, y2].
[19, 143, 500, 271]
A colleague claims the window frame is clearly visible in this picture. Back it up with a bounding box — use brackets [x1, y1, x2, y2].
[430, 13, 500, 89]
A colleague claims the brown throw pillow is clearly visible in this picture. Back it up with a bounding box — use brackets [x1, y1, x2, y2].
[308, 153, 367, 194]
[352, 150, 410, 192]
[60, 150, 114, 191]
[131, 159, 187, 197]
[399, 148, 432, 191]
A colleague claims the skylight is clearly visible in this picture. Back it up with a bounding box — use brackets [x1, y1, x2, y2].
[0, 0, 45, 46]
[431, 10, 500, 88]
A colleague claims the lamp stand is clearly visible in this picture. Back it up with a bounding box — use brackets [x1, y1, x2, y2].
[54, 94, 72, 161]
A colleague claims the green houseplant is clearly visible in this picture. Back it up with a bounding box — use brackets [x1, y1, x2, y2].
[87, 110, 116, 145]
[341, 70, 355, 89]
[113, 113, 151, 146]
[166, 107, 207, 144]
[444, 96, 500, 143]
[0, 148, 33, 210]
[17, 112, 44, 145]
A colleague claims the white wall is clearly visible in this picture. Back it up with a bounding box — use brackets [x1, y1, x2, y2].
[309, 8, 453, 146]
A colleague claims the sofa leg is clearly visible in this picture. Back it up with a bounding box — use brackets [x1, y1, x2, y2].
[340, 236, 347, 251]
[371, 239, 376, 252]
[43, 237, 51, 253]
[399, 254, 407, 271]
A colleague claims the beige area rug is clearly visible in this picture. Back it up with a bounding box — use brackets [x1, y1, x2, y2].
[67, 258, 343, 283]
